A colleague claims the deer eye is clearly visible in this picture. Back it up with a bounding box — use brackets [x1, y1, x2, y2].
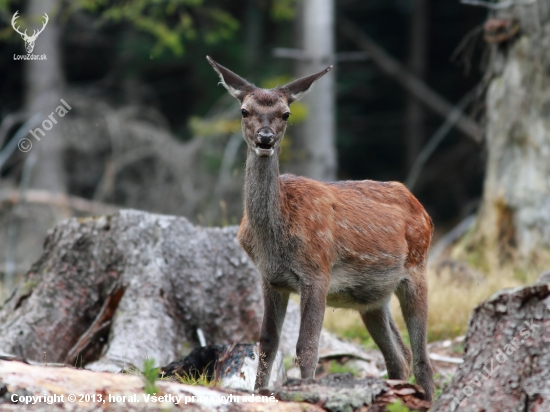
[241, 109, 249, 118]
[282, 112, 290, 121]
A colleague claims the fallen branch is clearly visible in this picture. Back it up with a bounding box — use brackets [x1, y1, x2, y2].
[405, 85, 483, 190]
[429, 353, 464, 365]
[0, 189, 119, 215]
[0, 359, 431, 411]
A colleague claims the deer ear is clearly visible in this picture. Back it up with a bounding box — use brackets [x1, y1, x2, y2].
[206, 56, 254, 101]
[279, 66, 333, 104]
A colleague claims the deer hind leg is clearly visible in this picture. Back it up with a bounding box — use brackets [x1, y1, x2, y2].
[360, 303, 411, 380]
[255, 284, 289, 389]
[396, 272, 434, 402]
[389, 311, 413, 367]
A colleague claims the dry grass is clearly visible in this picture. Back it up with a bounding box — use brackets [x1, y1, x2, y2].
[323, 263, 542, 345]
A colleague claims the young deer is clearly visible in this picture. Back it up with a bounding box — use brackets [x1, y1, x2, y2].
[207, 56, 434, 401]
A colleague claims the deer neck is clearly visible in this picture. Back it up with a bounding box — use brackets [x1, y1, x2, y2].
[243, 148, 284, 238]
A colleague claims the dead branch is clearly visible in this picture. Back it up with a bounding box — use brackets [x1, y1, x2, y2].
[339, 17, 484, 143]
[0, 189, 119, 215]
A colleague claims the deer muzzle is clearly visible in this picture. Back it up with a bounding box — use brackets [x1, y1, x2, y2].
[254, 129, 275, 157]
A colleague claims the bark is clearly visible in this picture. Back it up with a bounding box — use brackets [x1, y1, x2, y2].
[405, 0, 428, 168]
[0, 210, 376, 373]
[291, 0, 337, 181]
[433, 282, 550, 411]
[244, 0, 262, 73]
[474, 7, 550, 264]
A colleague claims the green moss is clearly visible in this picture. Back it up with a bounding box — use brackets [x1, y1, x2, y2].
[327, 360, 358, 376]
[385, 399, 411, 412]
[280, 393, 306, 402]
[19, 279, 39, 296]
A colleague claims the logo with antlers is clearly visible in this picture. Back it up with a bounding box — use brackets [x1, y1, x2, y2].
[11, 11, 49, 54]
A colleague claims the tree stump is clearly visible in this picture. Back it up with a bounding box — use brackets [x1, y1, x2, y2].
[0, 210, 263, 369]
[434, 282, 550, 411]
[0, 210, 376, 374]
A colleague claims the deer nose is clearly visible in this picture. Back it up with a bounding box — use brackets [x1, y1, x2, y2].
[257, 130, 274, 145]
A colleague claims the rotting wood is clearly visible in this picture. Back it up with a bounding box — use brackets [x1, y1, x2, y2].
[0, 360, 428, 412]
[65, 284, 125, 366]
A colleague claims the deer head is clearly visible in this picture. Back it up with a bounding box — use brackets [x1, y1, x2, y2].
[12, 11, 49, 54]
[206, 56, 332, 158]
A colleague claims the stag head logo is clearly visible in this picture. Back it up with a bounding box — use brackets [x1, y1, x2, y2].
[11, 11, 49, 54]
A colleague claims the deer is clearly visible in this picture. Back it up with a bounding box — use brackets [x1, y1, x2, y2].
[206, 56, 435, 402]
[11, 11, 49, 54]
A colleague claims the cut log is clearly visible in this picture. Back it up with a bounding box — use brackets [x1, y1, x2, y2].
[0, 359, 322, 412]
[434, 282, 550, 411]
[0, 359, 427, 411]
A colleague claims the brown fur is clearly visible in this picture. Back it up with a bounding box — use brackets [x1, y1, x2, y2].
[207, 56, 435, 402]
[251, 89, 285, 106]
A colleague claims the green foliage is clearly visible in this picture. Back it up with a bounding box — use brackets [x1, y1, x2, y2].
[271, 0, 299, 21]
[0, 0, 242, 56]
[385, 400, 411, 412]
[202, 8, 239, 44]
[189, 116, 240, 137]
[0, 0, 12, 11]
[73, 0, 239, 56]
[142, 358, 159, 395]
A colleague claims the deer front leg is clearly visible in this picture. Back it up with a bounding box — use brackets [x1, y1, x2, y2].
[296, 281, 327, 379]
[255, 283, 289, 389]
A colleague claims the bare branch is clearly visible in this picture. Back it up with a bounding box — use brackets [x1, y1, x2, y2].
[0, 189, 119, 215]
[339, 16, 484, 143]
[405, 85, 483, 190]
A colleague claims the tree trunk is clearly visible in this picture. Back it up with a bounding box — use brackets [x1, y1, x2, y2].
[244, 0, 262, 74]
[471, 6, 550, 266]
[433, 281, 550, 411]
[291, 0, 337, 181]
[405, 0, 428, 168]
[24, 0, 66, 193]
